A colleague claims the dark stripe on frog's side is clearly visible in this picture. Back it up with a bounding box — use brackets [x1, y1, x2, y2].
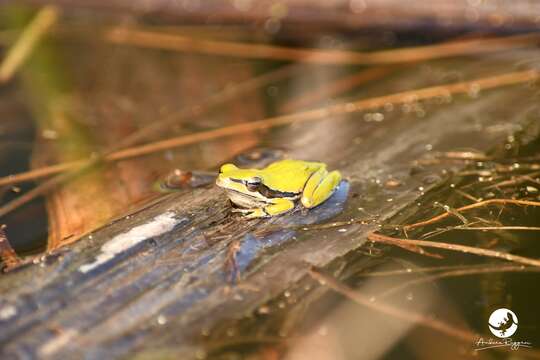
[230, 179, 299, 199]
[258, 183, 299, 199]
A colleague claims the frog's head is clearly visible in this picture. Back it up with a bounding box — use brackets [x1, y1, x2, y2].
[216, 163, 265, 200]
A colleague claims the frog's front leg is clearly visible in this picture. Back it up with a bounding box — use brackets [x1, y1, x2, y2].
[301, 167, 342, 208]
[232, 207, 268, 218]
[233, 198, 295, 218]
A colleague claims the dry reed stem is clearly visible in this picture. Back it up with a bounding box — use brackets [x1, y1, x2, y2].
[368, 232, 540, 267]
[377, 265, 540, 299]
[281, 66, 397, 112]
[404, 199, 540, 231]
[0, 160, 99, 218]
[106, 29, 540, 65]
[0, 6, 60, 83]
[485, 171, 540, 189]
[112, 64, 301, 150]
[0, 161, 83, 187]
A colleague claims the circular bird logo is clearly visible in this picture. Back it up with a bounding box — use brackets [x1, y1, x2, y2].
[488, 308, 518, 338]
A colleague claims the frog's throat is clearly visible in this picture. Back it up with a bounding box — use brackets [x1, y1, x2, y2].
[225, 189, 270, 209]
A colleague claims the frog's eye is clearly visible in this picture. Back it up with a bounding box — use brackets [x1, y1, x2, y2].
[245, 177, 261, 192]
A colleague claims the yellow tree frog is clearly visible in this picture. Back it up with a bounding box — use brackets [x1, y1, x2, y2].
[216, 159, 342, 218]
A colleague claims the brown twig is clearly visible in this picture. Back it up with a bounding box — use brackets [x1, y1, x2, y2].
[434, 151, 490, 161]
[453, 189, 481, 203]
[0, 226, 21, 270]
[404, 198, 540, 231]
[377, 265, 540, 299]
[106, 28, 540, 65]
[308, 267, 475, 342]
[0, 161, 81, 187]
[367, 232, 540, 267]
[458, 163, 540, 177]
[450, 226, 540, 231]
[379, 238, 445, 259]
[356, 263, 511, 277]
[0, 6, 60, 83]
[419, 219, 489, 239]
[434, 202, 470, 225]
[485, 171, 540, 189]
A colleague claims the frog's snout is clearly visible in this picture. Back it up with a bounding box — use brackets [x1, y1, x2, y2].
[216, 175, 233, 188]
[215, 175, 226, 187]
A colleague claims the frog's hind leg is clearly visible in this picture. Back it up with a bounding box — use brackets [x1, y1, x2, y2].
[301, 169, 342, 208]
[263, 198, 295, 217]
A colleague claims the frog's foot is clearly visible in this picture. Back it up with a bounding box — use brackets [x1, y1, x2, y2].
[264, 198, 295, 216]
[301, 169, 342, 208]
[232, 207, 268, 219]
[231, 198, 295, 218]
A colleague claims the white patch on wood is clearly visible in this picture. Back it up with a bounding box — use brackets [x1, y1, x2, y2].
[0, 304, 17, 320]
[79, 212, 181, 274]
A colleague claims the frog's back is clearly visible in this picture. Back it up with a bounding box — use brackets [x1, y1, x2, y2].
[261, 160, 325, 193]
[265, 159, 324, 173]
